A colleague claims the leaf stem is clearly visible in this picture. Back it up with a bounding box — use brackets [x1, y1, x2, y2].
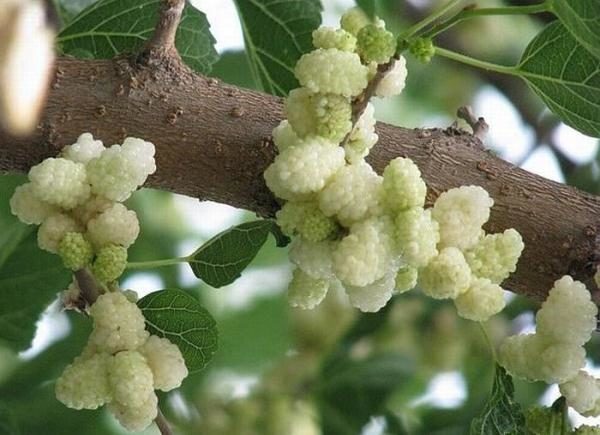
[479, 323, 497, 361]
[126, 256, 190, 270]
[434, 46, 518, 76]
[399, 0, 464, 39]
[423, 2, 550, 38]
[155, 407, 174, 435]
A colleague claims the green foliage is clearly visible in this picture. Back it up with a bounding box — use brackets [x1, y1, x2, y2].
[516, 21, 600, 138]
[0, 177, 71, 351]
[138, 289, 218, 373]
[524, 397, 570, 435]
[57, 0, 218, 73]
[0, 403, 19, 435]
[233, 0, 322, 96]
[318, 352, 413, 434]
[356, 0, 376, 19]
[188, 220, 289, 288]
[551, 0, 600, 59]
[470, 365, 526, 435]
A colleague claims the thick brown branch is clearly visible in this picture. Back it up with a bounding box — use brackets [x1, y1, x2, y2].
[1, 55, 599, 302]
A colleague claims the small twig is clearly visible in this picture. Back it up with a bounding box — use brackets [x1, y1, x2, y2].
[74, 268, 102, 305]
[340, 58, 397, 147]
[456, 105, 489, 140]
[155, 407, 174, 435]
[144, 0, 185, 54]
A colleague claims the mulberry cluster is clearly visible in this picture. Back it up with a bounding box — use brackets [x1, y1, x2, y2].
[498, 276, 599, 415]
[10, 133, 156, 284]
[55, 292, 188, 431]
[265, 11, 524, 320]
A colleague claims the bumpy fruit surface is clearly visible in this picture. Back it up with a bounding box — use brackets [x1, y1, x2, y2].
[55, 353, 112, 410]
[58, 231, 93, 270]
[356, 24, 396, 64]
[419, 247, 471, 300]
[141, 335, 188, 392]
[288, 268, 330, 310]
[92, 244, 128, 283]
[28, 158, 90, 209]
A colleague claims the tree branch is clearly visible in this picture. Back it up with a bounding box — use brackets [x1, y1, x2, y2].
[1, 54, 599, 302]
[143, 0, 184, 55]
[155, 407, 174, 435]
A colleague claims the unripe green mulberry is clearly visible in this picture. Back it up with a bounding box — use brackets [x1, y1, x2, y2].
[340, 7, 370, 36]
[108, 350, 154, 408]
[140, 335, 188, 392]
[288, 268, 330, 309]
[285, 88, 352, 142]
[409, 38, 435, 64]
[55, 353, 112, 410]
[356, 24, 396, 64]
[92, 244, 127, 283]
[419, 247, 471, 300]
[58, 231, 93, 270]
[312, 27, 356, 52]
[276, 201, 338, 242]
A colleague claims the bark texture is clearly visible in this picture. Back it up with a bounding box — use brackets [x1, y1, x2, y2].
[1, 53, 599, 302]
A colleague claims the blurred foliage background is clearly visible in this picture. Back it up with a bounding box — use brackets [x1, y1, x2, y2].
[1, 0, 600, 434]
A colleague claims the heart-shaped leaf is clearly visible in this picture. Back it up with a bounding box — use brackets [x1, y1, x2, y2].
[551, 0, 600, 59]
[138, 289, 218, 373]
[517, 21, 600, 138]
[188, 220, 290, 288]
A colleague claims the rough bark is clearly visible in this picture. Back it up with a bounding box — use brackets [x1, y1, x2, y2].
[1, 53, 599, 303]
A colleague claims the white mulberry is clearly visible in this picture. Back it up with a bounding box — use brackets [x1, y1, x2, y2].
[288, 268, 330, 309]
[289, 238, 335, 280]
[382, 157, 426, 213]
[454, 277, 505, 322]
[332, 217, 394, 287]
[318, 162, 383, 226]
[376, 57, 408, 98]
[86, 203, 140, 248]
[9, 182, 57, 225]
[465, 229, 524, 284]
[394, 208, 439, 267]
[61, 133, 105, 164]
[418, 247, 471, 299]
[276, 201, 338, 242]
[55, 353, 112, 410]
[140, 335, 188, 392]
[108, 391, 158, 432]
[559, 371, 600, 415]
[38, 213, 82, 253]
[28, 158, 90, 209]
[312, 26, 356, 52]
[345, 271, 396, 312]
[432, 185, 493, 250]
[264, 140, 345, 200]
[88, 292, 149, 354]
[344, 103, 378, 163]
[108, 350, 154, 408]
[295, 49, 368, 97]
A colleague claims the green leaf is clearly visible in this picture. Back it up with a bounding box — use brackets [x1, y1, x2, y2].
[137, 289, 218, 373]
[0, 402, 20, 435]
[57, 0, 218, 73]
[188, 220, 290, 288]
[0, 231, 71, 351]
[318, 353, 413, 435]
[551, 0, 600, 59]
[356, 0, 376, 18]
[524, 397, 571, 435]
[470, 365, 526, 435]
[233, 0, 322, 96]
[516, 21, 600, 138]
